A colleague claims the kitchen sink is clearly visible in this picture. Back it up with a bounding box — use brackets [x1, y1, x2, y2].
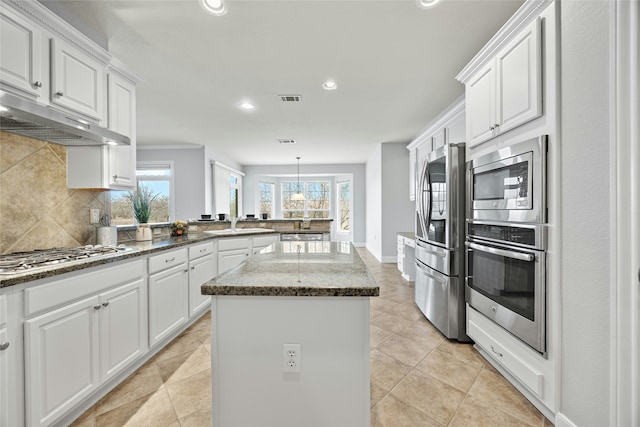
[204, 228, 272, 236]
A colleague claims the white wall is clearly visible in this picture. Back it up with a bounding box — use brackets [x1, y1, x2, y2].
[365, 145, 382, 260]
[243, 164, 366, 245]
[559, 1, 611, 425]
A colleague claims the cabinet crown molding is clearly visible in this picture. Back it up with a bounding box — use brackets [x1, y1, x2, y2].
[2, 0, 111, 65]
[407, 95, 464, 150]
[455, 0, 554, 84]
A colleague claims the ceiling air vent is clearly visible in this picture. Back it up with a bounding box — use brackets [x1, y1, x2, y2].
[277, 139, 296, 144]
[279, 95, 301, 102]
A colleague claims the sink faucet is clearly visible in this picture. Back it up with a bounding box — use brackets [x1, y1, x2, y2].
[231, 217, 238, 231]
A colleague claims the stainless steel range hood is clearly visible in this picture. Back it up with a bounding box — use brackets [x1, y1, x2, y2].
[0, 91, 130, 146]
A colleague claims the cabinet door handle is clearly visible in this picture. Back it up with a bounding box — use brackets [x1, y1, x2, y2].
[490, 345, 503, 358]
[113, 175, 119, 180]
[184, 269, 189, 273]
[489, 125, 495, 131]
[56, 90, 64, 97]
[0, 342, 9, 351]
[191, 266, 195, 270]
[93, 305, 101, 310]
[33, 81, 42, 88]
[102, 302, 109, 307]
[494, 123, 500, 128]
[165, 257, 175, 263]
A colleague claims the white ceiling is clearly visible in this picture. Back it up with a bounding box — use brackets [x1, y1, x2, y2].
[55, 0, 523, 166]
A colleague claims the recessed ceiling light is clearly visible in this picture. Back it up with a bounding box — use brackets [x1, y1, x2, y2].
[201, 0, 227, 16]
[238, 102, 256, 111]
[416, 0, 441, 9]
[321, 80, 337, 91]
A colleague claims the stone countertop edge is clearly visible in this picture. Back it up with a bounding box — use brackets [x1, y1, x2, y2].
[0, 229, 279, 288]
[201, 242, 379, 298]
[202, 285, 379, 297]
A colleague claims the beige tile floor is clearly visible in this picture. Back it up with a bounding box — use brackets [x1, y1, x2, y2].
[71, 248, 554, 427]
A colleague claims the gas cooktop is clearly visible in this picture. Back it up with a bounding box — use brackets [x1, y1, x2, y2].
[0, 244, 137, 275]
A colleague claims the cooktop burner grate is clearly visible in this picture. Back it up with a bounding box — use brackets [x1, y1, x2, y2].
[0, 245, 136, 274]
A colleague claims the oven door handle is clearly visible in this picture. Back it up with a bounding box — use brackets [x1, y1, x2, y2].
[465, 241, 535, 262]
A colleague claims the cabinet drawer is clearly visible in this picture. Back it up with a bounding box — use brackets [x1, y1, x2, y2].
[189, 242, 214, 260]
[24, 260, 144, 317]
[148, 248, 188, 274]
[252, 235, 277, 249]
[467, 312, 543, 397]
[217, 237, 249, 251]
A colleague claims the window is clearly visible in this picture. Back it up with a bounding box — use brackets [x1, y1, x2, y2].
[306, 181, 330, 218]
[281, 180, 330, 218]
[111, 163, 173, 225]
[230, 175, 239, 218]
[213, 162, 244, 217]
[337, 181, 351, 232]
[259, 182, 274, 218]
[282, 181, 305, 218]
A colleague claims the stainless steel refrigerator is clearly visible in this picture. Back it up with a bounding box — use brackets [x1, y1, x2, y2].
[415, 142, 469, 341]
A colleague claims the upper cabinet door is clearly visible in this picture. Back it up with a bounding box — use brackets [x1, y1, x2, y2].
[0, 7, 43, 98]
[496, 18, 542, 135]
[466, 61, 496, 146]
[50, 38, 106, 122]
[107, 73, 137, 188]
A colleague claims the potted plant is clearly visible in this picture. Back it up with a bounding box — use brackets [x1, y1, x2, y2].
[128, 183, 158, 241]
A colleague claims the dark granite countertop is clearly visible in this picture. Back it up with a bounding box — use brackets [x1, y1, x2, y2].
[201, 242, 379, 297]
[0, 228, 279, 288]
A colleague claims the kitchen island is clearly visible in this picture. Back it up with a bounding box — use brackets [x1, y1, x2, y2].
[201, 241, 378, 427]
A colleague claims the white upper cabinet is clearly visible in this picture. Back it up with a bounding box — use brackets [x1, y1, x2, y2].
[0, 7, 43, 98]
[496, 18, 542, 134]
[462, 18, 542, 147]
[50, 38, 106, 123]
[107, 72, 137, 188]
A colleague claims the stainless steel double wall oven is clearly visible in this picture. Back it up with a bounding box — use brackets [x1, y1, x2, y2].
[465, 136, 548, 354]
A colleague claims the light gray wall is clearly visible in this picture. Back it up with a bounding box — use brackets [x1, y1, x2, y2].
[365, 142, 414, 262]
[137, 147, 207, 221]
[560, 1, 611, 425]
[243, 163, 366, 245]
[365, 145, 382, 259]
[381, 143, 415, 261]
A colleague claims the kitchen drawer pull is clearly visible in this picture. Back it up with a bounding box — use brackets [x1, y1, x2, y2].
[200, 248, 207, 253]
[102, 302, 109, 307]
[93, 305, 101, 310]
[56, 90, 64, 97]
[33, 81, 42, 88]
[490, 345, 503, 358]
[165, 257, 176, 263]
[0, 342, 9, 351]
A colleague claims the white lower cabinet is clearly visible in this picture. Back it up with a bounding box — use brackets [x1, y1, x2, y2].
[148, 249, 189, 347]
[23, 260, 146, 427]
[188, 242, 215, 317]
[217, 237, 250, 275]
[25, 296, 100, 427]
[0, 326, 9, 427]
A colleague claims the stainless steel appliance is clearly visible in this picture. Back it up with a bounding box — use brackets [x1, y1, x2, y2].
[415, 142, 469, 341]
[0, 90, 130, 146]
[467, 136, 547, 223]
[0, 245, 136, 275]
[465, 221, 547, 354]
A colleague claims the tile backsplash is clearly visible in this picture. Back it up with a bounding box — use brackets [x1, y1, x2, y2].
[0, 131, 107, 254]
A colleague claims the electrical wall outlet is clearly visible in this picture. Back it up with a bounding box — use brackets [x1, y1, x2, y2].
[283, 343, 301, 373]
[90, 209, 100, 224]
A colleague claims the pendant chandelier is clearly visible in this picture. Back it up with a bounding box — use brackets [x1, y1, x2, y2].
[291, 156, 305, 201]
